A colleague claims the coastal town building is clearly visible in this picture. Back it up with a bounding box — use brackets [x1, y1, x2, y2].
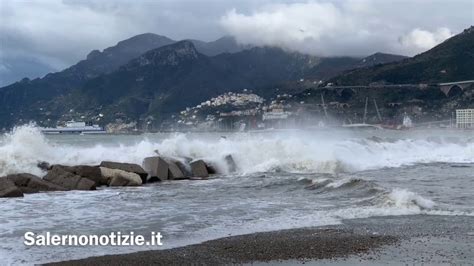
[176, 92, 265, 130]
[262, 109, 290, 120]
[456, 109, 474, 128]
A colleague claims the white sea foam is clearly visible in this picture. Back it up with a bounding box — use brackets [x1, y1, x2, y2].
[1, 125, 474, 177]
[0, 186, 452, 266]
[330, 188, 474, 220]
[1, 125, 473, 266]
[385, 188, 436, 209]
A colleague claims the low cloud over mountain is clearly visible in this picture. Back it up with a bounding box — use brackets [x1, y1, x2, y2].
[220, 0, 469, 57]
[0, 0, 472, 85]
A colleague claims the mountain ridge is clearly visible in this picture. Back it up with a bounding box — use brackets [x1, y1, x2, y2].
[0, 32, 411, 129]
[330, 26, 474, 85]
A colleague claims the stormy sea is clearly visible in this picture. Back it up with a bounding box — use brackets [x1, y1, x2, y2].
[0, 125, 473, 265]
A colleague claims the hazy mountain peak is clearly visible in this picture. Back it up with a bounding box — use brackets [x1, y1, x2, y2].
[129, 40, 200, 68]
[112, 33, 175, 51]
[189, 35, 245, 56]
[86, 49, 101, 60]
[462, 25, 474, 34]
[60, 33, 176, 81]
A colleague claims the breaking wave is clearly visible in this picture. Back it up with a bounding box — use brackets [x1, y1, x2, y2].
[304, 176, 472, 218]
[385, 188, 436, 210]
[1, 126, 473, 265]
[1, 124, 473, 177]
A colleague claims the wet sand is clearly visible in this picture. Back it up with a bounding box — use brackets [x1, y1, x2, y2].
[45, 215, 474, 265]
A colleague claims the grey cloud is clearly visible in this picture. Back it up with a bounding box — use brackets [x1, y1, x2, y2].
[0, 0, 472, 86]
[0, 0, 251, 85]
[220, 0, 473, 57]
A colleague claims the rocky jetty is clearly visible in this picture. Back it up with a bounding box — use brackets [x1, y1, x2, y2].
[6, 173, 65, 193]
[100, 167, 143, 186]
[167, 159, 187, 180]
[190, 160, 209, 178]
[53, 165, 107, 186]
[0, 178, 24, 198]
[44, 166, 97, 191]
[99, 161, 148, 183]
[0, 155, 237, 198]
[143, 157, 170, 181]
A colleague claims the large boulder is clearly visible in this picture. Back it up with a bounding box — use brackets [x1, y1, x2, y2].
[206, 163, 217, 175]
[6, 173, 65, 193]
[44, 166, 96, 191]
[0, 178, 24, 198]
[190, 160, 209, 178]
[108, 175, 130, 186]
[166, 160, 187, 180]
[143, 157, 169, 182]
[175, 161, 192, 177]
[76, 178, 97, 190]
[52, 165, 107, 186]
[100, 161, 148, 184]
[100, 167, 142, 186]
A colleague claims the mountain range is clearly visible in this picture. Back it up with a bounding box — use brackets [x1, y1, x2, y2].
[1, 27, 472, 129]
[0, 34, 247, 87]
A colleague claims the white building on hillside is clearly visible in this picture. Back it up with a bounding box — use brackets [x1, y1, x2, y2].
[456, 109, 474, 128]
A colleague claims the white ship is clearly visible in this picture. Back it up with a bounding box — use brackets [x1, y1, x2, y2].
[40, 121, 106, 134]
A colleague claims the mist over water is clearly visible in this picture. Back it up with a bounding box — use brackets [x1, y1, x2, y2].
[0, 125, 473, 265]
[1, 125, 473, 177]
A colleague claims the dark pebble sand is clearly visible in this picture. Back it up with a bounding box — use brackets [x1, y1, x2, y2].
[45, 215, 474, 266]
[45, 228, 396, 265]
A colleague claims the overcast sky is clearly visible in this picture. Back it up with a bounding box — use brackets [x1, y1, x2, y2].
[0, 0, 473, 85]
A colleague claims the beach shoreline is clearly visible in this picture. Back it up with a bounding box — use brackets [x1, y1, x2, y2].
[45, 215, 474, 265]
[44, 228, 397, 265]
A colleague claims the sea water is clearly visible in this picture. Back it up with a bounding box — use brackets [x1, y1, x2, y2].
[0, 126, 473, 265]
